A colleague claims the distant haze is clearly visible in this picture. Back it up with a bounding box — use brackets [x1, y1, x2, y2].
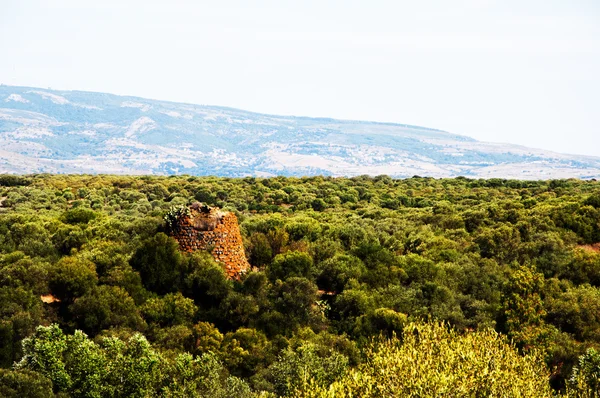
[1, 0, 599, 156]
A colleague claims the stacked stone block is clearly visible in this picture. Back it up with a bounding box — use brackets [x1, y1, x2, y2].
[170, 205, 250, 280]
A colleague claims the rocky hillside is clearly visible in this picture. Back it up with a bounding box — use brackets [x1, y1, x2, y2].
[1, 85, 599, 179]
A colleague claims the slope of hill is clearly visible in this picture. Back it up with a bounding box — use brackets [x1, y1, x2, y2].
[1, 85, 599, 179]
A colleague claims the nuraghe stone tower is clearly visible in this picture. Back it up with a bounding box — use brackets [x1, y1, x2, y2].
[169, 202, 250, 280]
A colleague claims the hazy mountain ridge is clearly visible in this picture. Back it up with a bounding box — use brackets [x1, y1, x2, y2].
[1, 85, 599, 179]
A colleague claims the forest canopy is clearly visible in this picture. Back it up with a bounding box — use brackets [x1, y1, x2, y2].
[0, 174, 599, 397]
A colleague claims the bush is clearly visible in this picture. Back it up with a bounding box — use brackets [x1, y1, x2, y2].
[0, 175, 30, 187]
[49, 257, 98, 301]
[268, 251, 314, 281]
[568, 348, 600, 397]
[130, 233, 185, 295]
[70, 285, 146, 335]
[15, 324, 253, 398]
[0, 369, 53, 398]
[298, 322, 554, 397]
[61, 208, 97, 225]
[266, 343, 348, 396]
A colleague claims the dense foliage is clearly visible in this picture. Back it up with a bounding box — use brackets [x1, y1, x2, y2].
[0, 174, 599, 396]
[297, 321, 554, 397]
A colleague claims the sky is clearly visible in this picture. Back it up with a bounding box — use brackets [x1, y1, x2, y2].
[1, 0, 599, 156]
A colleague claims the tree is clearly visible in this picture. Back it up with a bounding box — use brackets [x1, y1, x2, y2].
[316, 254, 364, 293]
[332, 289, 376, 325]
[584, 192, 600, 209]
[297, 322, 554, 397]
[98, 333, 163, 398]
[501, 265, 551, 352]
[0, 369, 54, 398]
[266, 343, 348, 396]
[48, 257, 98, 302]
[52, 225, 91, 254]
[130, 233, 184, 295]
[60, 208, 97, 225]
[475, 224, 522, 264]
[70, 285, 146, 336]
[275, 277, 323, 332]
[247, 232, 272, 267]
[0, 285, 46, 367]
[141, 292, 197, 327]
[161, 352, 253, 398]
[353, 308, 407, 338]
[218, 291, 259, 329]
[15, 323, 254, 398]
[192, 322, 223, 355]
[268, 251, 314, 281]
[183, 252, 231, 310]
[311, 198, 326, 212]
[568, 348, 600, 397]
[15, 324, 72, 392]
[221, 327, 271, 377]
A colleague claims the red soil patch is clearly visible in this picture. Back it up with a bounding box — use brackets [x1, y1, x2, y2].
[40, 294, 60, 304]
[578, 243, 600, 253]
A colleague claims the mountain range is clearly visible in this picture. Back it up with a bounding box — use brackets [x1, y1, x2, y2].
[1, 85, 599, 179]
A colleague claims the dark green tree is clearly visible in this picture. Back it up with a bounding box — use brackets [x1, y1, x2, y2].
[130, 233, 184, 295]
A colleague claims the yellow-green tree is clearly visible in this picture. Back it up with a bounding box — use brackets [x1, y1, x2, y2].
[296, 322, 553, 397]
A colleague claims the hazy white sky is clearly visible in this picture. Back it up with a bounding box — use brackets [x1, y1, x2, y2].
[1, 0, 599, 156]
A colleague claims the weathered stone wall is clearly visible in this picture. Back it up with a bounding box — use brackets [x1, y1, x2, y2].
[170, 206, 250, 280]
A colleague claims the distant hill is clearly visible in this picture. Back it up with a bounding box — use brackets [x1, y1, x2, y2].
[1, 85, 599, 179]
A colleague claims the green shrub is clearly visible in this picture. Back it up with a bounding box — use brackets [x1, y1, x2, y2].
[568, 348, 600, 397]
[61, 208, 97, 225]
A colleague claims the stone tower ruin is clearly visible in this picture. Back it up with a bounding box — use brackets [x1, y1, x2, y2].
[168, 202, 250, 280]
